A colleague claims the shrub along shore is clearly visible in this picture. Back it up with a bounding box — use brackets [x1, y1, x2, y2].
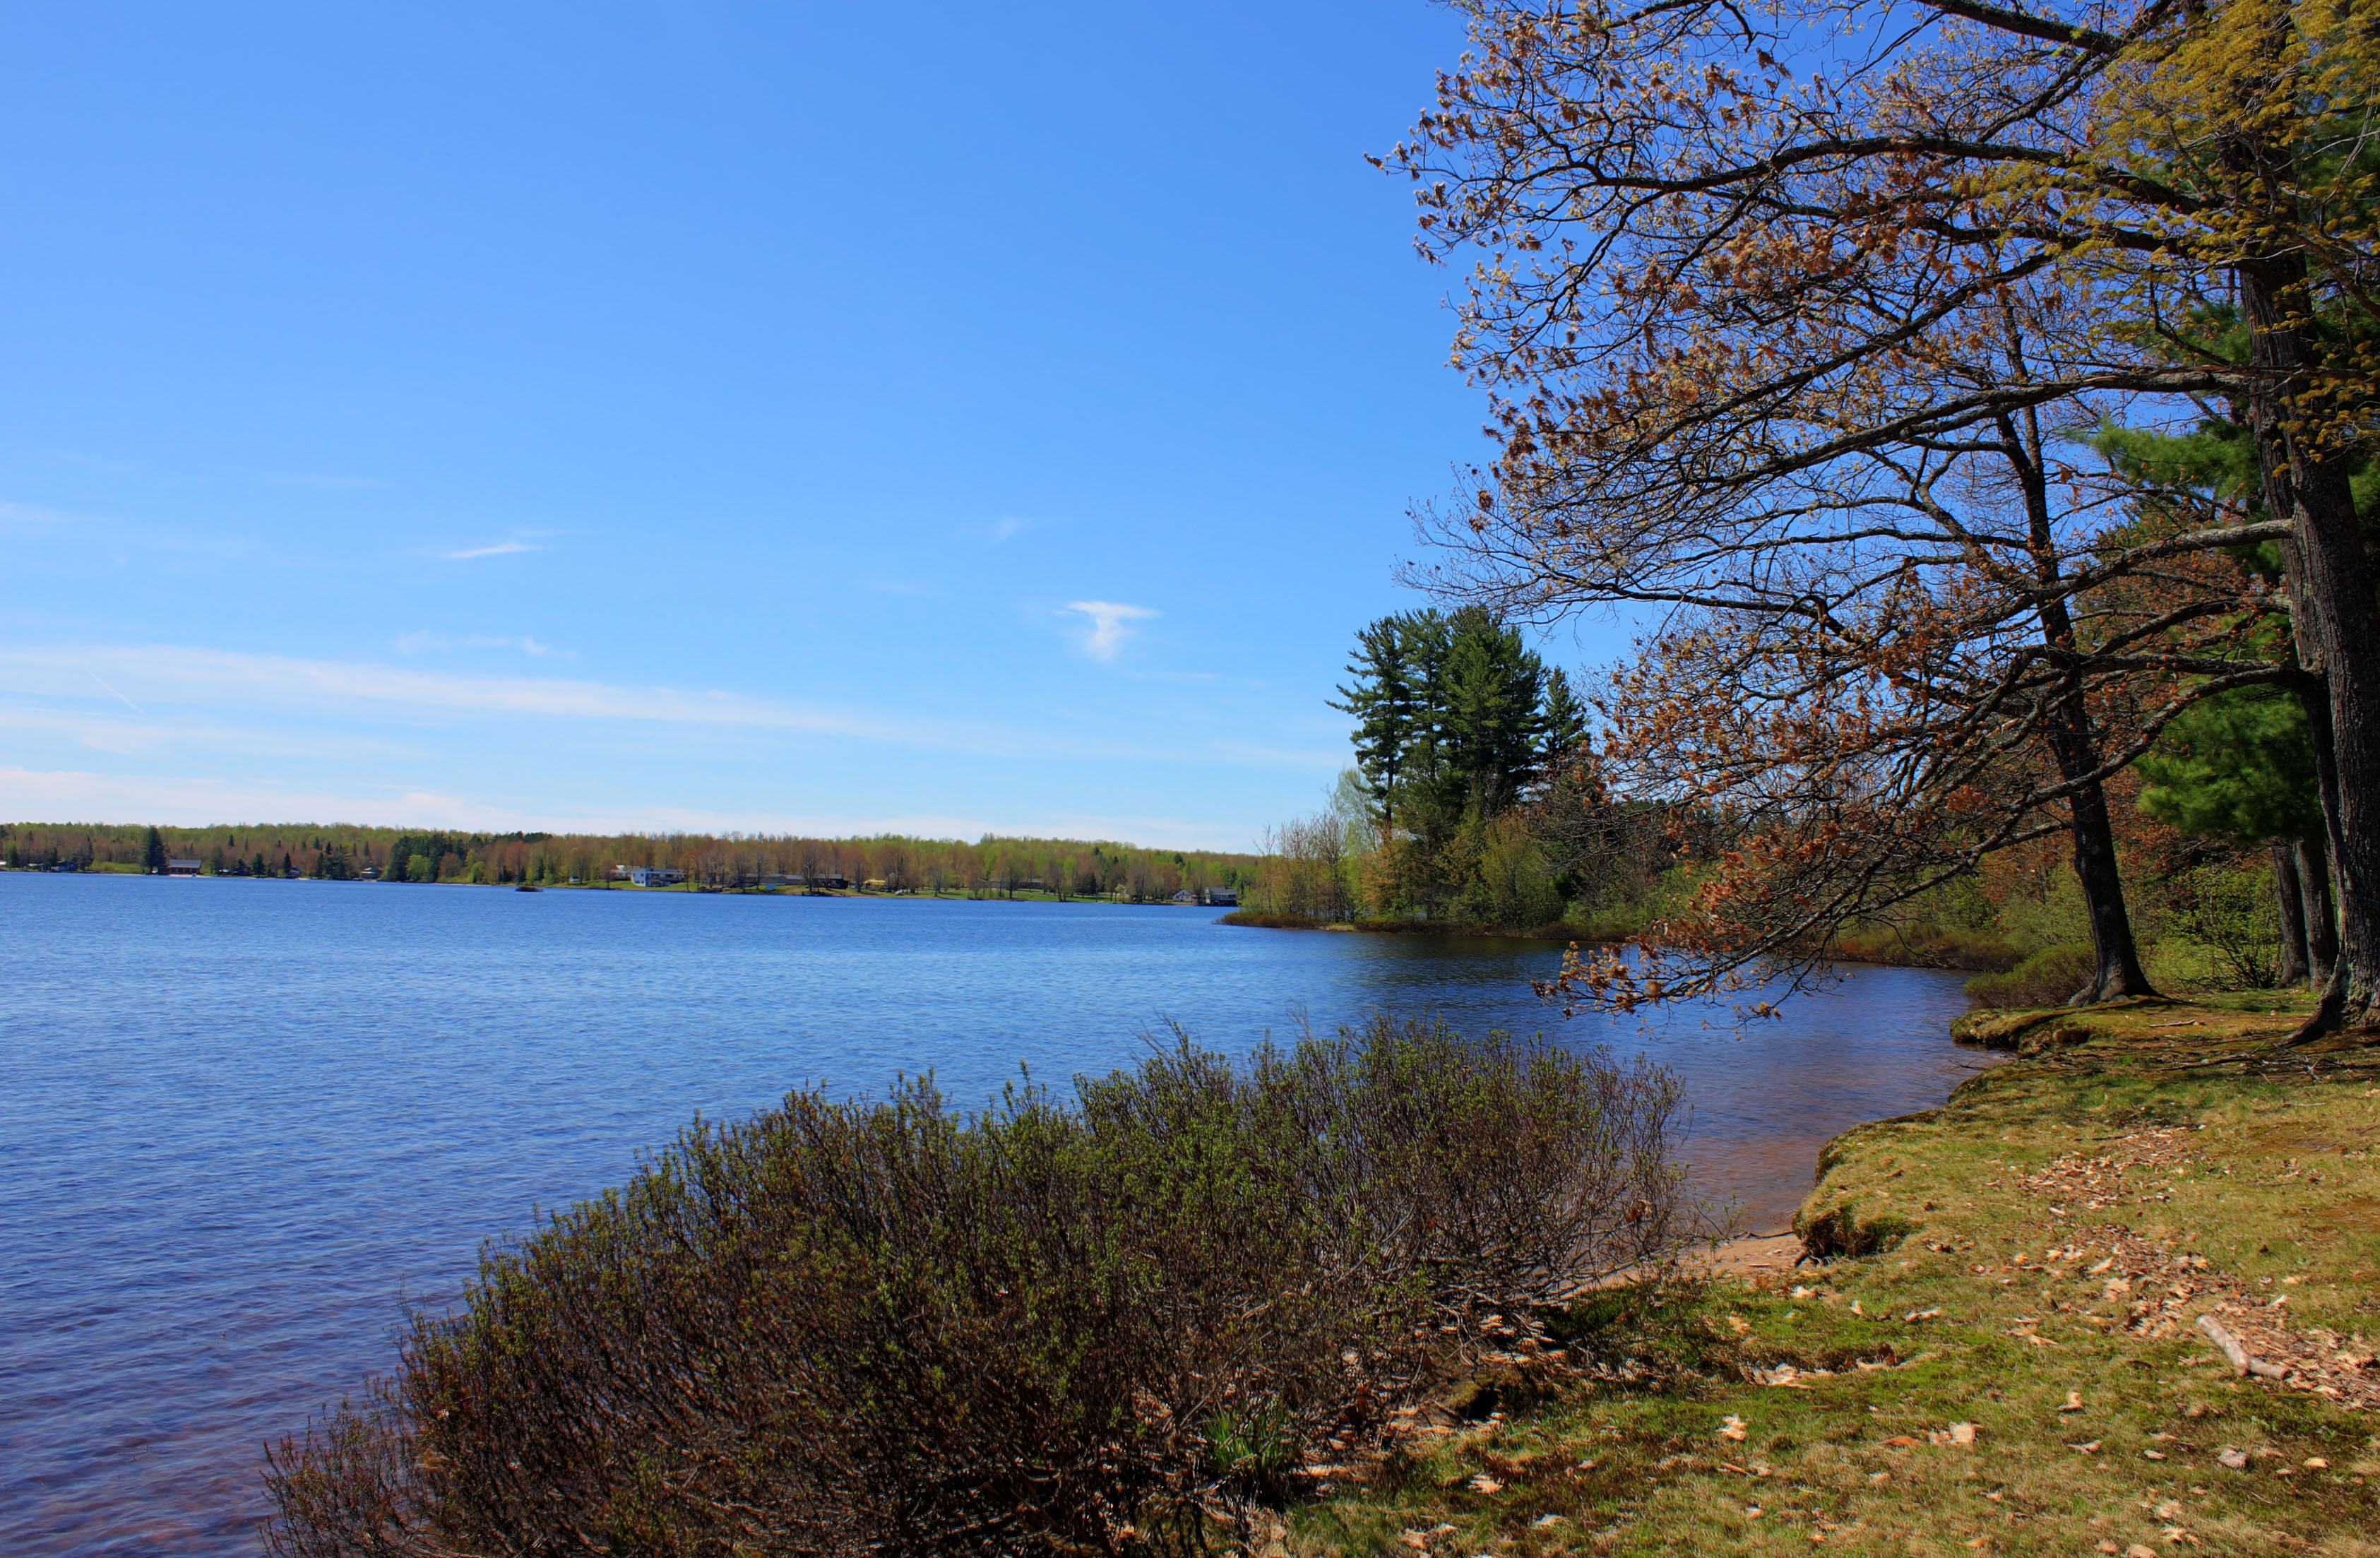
[1294, 996, 2380, 1555]
[262, 1001, 2379, 1555]
[264, 1021, 1694, 1557]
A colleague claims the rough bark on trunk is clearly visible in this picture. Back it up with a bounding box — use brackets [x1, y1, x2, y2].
[2004, 403, 2155, 1005]
[2297, 833, 2338, 990]
[2239, 248, 2380, 1031]
[2031, 653, 2153, 1002]
[2054, 761, 2156, 1003]
[2272, 840, 2310, 986]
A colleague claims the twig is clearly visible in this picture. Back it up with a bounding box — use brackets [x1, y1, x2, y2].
[2195, 1314, 2289, 1381]
[2148, 1051, 2261, 1073]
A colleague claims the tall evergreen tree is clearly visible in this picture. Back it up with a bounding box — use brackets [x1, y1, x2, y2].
[1333, 607, 1564, 836]
[1434, 607, 1547, 816]
[1540, 668, 1587, 765]
[1330, 614, 1434, 827]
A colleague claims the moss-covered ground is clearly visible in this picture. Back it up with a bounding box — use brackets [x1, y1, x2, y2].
[1289, 994, 2380, 1554]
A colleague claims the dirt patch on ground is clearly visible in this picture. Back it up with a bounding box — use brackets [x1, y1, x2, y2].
[1683, 1232, 1806, 1284]
[2013, 1128, 2380, 1412]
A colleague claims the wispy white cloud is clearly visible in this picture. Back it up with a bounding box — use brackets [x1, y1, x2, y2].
[1028, 811, 1266, 851]
[395, 631, 567, 659]
[1121, 667, 1223, 684]
[990, 515, 1031, 543]
[0, 643, 1138, 763]
[1206, 739, 1344, 771]
[0, 641, 1333, 791]
[0, 500, 75, 530]
[0, 701, 419, 761]
[0, 765, 540, 831]
[0, 763, 1261, 848]
[441, 538, 541, 560]
[0, 643, 893, 738]
[0, 497, 254, 559]
[84, 667, 143, 714]
[1061, 600, 1158, 660]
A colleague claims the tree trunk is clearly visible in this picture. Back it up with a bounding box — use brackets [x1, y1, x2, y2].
[2297, 833, 2338, 991]
[2239, 247, 2380, 1030]
[2272, 840, 2310, 987]
[2004, 403, 2155, 1005]
[2056, 766, 2157, 1003]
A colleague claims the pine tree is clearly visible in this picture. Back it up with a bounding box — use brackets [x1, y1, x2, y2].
[1434, 607, 1547, 817]
[2140, 687, 2336, 985]
[1330, 613, 1434, 827]
[1333, 607, 1563, 838]
[1540, 668, 1588, 766]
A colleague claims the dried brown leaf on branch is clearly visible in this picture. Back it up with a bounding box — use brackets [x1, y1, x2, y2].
[1391, 0, 2380, 1025]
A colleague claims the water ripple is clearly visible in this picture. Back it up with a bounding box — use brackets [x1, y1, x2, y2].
[0, 876, 1984, 1553]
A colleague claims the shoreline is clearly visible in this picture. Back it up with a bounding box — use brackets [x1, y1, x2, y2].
[1303, 990, 2380, 1552]
[0, 869, 1221, 907]
[1220, 908, 2022, 973]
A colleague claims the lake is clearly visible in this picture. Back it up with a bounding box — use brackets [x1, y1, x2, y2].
[0, 874, 1987, 1554]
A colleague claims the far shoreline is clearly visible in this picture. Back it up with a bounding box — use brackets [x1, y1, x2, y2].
[0, 867, 1229, 908]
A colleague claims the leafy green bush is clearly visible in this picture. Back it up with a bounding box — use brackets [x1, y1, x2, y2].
[1963, 942, 2099, 1009]
[1216, 908, 1326, 929]
[1455, 812, 1566, 932]
[265, 1018, 1689, 1557]
[1831, 922, 2021, 972]
[2162, 862, 2284, 990]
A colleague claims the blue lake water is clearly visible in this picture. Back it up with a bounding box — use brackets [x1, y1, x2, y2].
[0, 874, 1987, 1554]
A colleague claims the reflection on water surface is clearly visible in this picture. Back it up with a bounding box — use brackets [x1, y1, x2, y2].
[0, 876, 1989, 1553]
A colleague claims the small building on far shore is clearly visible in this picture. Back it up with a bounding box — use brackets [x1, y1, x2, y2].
[165, 858, 203, 876]
[1205, 887, 1238, 907]
[626, 867, 685, 888]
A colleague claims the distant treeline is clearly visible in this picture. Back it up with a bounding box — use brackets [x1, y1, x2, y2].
[0, 823, 1260, 900]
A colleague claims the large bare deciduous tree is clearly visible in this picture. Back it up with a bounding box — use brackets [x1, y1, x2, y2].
[1389, 0, 2379, 1027]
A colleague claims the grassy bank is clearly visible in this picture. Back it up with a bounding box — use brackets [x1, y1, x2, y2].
[1291, 995, 2380, 1554]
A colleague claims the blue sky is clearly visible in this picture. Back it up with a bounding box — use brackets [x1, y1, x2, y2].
[0, 2, 1614, 850]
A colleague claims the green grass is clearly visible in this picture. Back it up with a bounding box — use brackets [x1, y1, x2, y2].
[1290, 994, 2380, 1554]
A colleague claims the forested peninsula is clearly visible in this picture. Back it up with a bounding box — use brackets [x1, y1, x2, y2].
[1226, 600, 2317, 1009]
